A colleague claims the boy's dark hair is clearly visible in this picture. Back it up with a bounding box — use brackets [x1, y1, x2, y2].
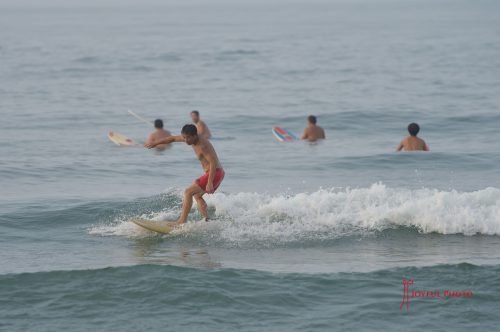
[308, 115, 317, 124]
[181, 124, 198, 136]
[191, 110, 200, 116]
[154, 119, 163, 129]
[408, 123, 420, 136]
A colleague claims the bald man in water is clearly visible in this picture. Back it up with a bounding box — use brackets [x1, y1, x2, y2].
[191, 110, 212, 139]
[397, 123, 430, 152]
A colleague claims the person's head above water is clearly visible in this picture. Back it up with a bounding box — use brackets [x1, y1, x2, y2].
[154, 119, 163, 129]
[191, 110, 200, 123]
[408, 123, 420, 137]
[181, 124, 198, 145]
[308, 115, 317, 125]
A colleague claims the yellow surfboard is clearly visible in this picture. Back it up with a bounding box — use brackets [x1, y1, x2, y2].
[130, 218, 179, 234]
[108, 131, 137, 146]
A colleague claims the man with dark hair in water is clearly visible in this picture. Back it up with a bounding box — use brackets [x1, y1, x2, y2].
[190, 110, 212, 139]
[301, 115, 325, 141]
[397, 123, 430, 151]
[145, 119, 172, 151]
[145, 124, 224, 224]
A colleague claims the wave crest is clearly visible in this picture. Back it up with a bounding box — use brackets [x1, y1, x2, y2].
[89, 184, 500, 245]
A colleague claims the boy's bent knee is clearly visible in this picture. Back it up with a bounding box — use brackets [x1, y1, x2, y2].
[184, 187, 196, 196]
[185, 184, 203, 196]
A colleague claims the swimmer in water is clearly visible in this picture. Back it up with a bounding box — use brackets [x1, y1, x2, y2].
[301, 115, 325, 142]
[145, 119, 172, 150]
[191, 110, 212, 139]
[397, 123, 430, 152]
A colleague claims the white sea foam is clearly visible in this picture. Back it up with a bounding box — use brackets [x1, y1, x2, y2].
[89, 184, 500, 243]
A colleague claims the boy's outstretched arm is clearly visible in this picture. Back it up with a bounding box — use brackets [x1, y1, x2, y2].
[145, 135, 184, 148]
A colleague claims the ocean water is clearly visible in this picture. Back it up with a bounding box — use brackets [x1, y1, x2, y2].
[1, 0, 500, 330]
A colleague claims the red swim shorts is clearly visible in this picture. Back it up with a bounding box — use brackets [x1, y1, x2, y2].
[195, 168, 225, 193]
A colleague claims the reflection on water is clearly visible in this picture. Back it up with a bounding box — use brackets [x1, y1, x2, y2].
[130, 237, 222, 269]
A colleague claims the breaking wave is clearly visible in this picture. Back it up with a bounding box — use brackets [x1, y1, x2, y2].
[88, 184, 500, 246]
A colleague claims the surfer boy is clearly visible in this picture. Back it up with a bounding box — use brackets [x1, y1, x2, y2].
[396, 123, 430, 152]
[301, 115, 325, 142]
[145, 124, 224, 224]
[145, 119, 172, 150]
[191, 110, 212, 139]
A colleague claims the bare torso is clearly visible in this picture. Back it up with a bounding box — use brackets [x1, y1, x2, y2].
[147, 129, 172, 150]
[192, 138, 222, 172]
[302, 125, 325, 142]
[398, 136, 429, 151]
[195, 120, 212, 139]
